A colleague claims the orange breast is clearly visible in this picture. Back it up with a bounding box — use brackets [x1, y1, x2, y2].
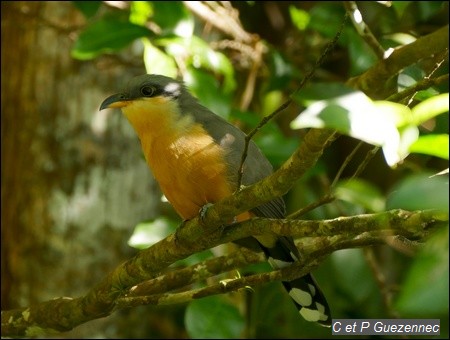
[122, 98, 249, 221]
[144, 124, 234, 219]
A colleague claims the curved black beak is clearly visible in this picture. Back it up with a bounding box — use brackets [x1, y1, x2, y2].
[99, 93, 130, 110]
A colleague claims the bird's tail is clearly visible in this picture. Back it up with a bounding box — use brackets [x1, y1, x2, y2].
[256, 236, 331, 327]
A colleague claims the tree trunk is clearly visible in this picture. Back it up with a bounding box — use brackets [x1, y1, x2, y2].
[1, 2, 167, 337]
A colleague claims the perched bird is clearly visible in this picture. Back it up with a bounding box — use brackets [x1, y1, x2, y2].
[100, 74, 331, 326]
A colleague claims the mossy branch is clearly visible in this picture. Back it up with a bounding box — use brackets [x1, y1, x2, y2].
[2, 207, 446, 337]
[347, 24, 449, 99]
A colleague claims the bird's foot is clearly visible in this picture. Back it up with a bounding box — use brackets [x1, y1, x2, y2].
[199, 203, 214, 222]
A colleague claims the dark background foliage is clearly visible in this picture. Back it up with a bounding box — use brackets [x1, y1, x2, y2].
[1, 1, 448, 338]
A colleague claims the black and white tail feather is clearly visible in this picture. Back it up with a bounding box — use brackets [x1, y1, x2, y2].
[260, 237, 331, 326]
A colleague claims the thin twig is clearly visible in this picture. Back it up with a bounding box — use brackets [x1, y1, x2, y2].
[344, 1, 385, 59]
[127, 247, 264, 297]
[331, 140, 364, 188]
[116, 255, 322, 309]
[289, 143, 377, 219]
[363, 247, 401, 319]
[288, 194, 335, 219]
[237, 13, 349, 187]
[353, 146, 379, 179]
[387, 73, 449, 103]
[183, 1, 253, 43]
[239, 41, 265, 110]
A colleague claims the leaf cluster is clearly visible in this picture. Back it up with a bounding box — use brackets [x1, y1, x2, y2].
[3, 1, 448, 338]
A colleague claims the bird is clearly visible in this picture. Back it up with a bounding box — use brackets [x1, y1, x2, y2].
[100, 74, 331, 326]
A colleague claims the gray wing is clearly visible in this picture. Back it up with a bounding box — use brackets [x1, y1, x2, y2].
[189, 104, 285, 219]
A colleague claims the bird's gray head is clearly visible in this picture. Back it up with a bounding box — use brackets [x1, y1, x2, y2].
[100, 74, 187, 110]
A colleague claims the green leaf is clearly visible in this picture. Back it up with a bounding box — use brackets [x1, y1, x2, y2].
[150, 1, 193, 37]
[397, 65, 425, 92]
[334, 178, 385, 212]
[291, 90, 401, 146]
[289, 6, 310, 31]
[130, 1, 153, 26]
[308, 3, 346, 38]
[395, 227, 449, 316]
[411, 93, 449, 126]
[386, 173, 449, 212]
[71, 16, 153, 60]
[143, 39, 177, 78]
[266, 51, 299, 91]
[293, 82, 356, 106]
[391, 1, 412, 17]
[409, 134, 449, 160]
[184, 68, 232, 119]
[127, 217, 178, 249]
[291, 88, 420, 166]
[414, 1, 447, 22]
[159, 36, 236, 93]
[185, 296, 245, 339]
[72, 1, 101, 18]
[346, 28, 379, 76]
[330, 249, 378, 303]
[373, 101, 413, 127]
[255, 127, 298, 168]
[392, 124, 419, 166]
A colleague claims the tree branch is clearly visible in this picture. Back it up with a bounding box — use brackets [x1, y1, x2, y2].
[183, 1, 254, 43]
[347, 24, 449, 98]
[386, 73, 449, 103]
[127, 247, 264, 298]
[2, 208, 446, 337]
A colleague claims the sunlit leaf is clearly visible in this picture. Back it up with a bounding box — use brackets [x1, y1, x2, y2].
[390, 124, 419, 166]
[289, 6, 310, 31]
[291, 87, 422, 166]
[291, 90, 401, 147]
[261, 90, 283, 117]
[143, 39, 177, 78]
[185, 296, 245, 339]
[159, 36, 236, 93]
[385, 32, 417, 46]
[373, 101, 412, 127]
[409, 134, 449, 160]
[130, 1, 153, 26]
[411, 93, 449, 126]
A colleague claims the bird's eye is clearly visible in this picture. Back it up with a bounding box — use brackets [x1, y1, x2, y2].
[141, 85, 156, 97]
